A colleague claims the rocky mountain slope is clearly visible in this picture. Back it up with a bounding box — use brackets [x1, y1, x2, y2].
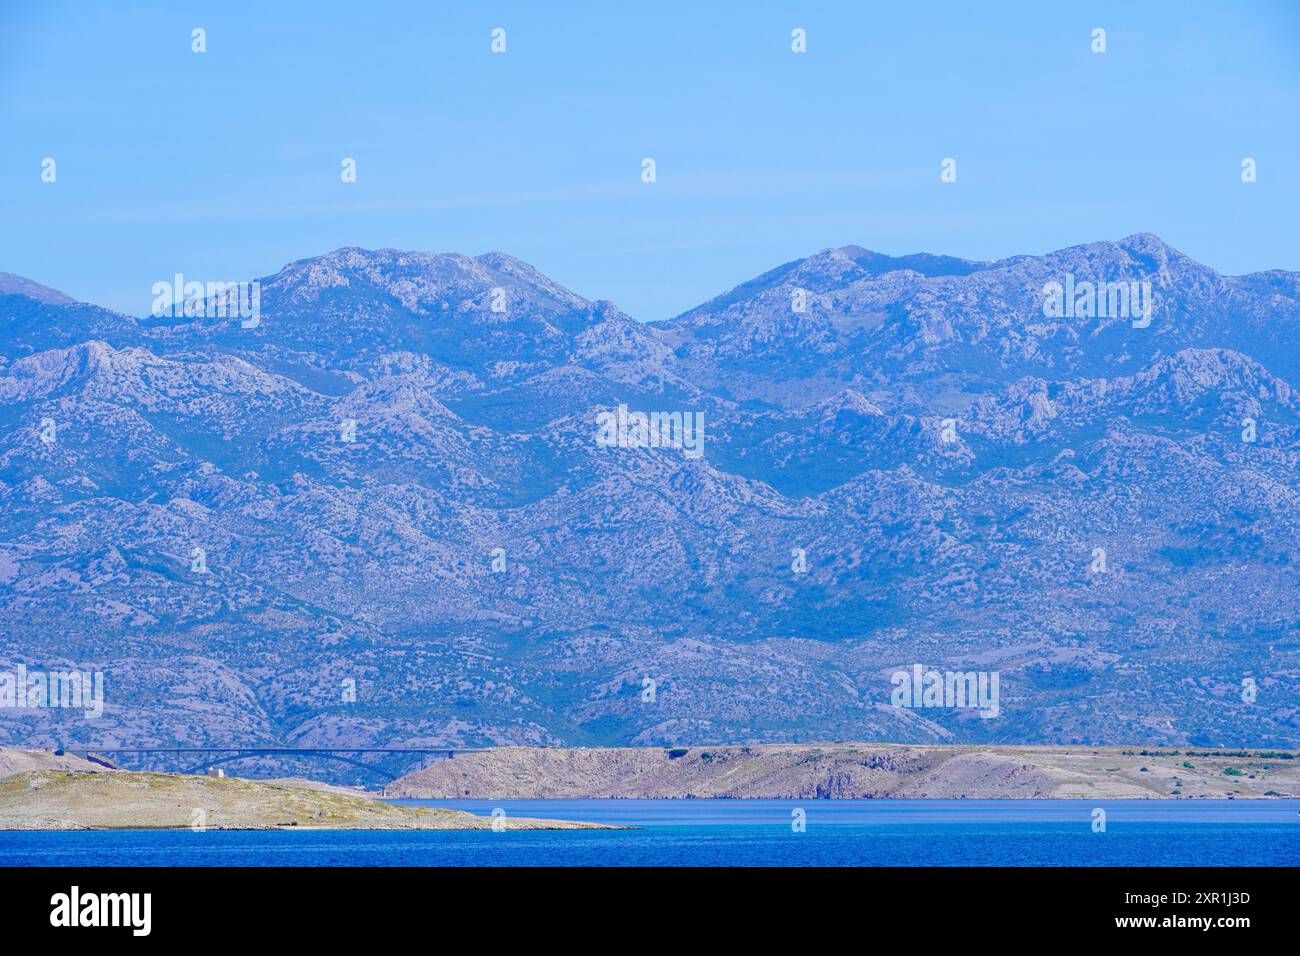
[0, 746, 107, 778]
[1, 235, 1298, 780]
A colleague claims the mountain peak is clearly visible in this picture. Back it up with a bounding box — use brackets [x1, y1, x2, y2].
[667, 243, 993, 322]
[833, 246, 990, 278]
[1040, 233, 1199, 277]
[0, 271, 77, 305]
[1117, 232, 1173, 252]
[264, 247, 589, 314]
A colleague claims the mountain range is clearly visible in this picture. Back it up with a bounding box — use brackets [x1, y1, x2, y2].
[2, 234, 1298, 779]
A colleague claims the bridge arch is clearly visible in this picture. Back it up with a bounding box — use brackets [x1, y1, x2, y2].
[182, 751, 396, 785]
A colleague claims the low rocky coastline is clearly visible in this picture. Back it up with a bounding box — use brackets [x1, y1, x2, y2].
[0, 749, 618, 831]
[385, 743, 1300, 800]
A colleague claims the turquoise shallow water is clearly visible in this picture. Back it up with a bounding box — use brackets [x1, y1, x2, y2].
[2, 799, 1298, 866]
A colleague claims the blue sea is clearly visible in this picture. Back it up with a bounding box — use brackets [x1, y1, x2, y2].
[3, 799, 1298, 866]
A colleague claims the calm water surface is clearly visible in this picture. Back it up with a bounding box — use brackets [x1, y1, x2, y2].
[3, 799, 1297, 866]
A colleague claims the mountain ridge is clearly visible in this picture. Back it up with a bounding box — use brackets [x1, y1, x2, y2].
[2, 235, 1298, 782]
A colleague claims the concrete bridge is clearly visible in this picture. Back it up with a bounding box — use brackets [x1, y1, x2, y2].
[60, 747, 486, 785]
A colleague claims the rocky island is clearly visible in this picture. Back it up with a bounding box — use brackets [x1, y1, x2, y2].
[0, 749, 616, 831]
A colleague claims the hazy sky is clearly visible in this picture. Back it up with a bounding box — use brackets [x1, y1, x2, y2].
[2, 0, 1298, 320]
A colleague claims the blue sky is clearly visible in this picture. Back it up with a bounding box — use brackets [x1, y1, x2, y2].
[2, 0, 1298, 320]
